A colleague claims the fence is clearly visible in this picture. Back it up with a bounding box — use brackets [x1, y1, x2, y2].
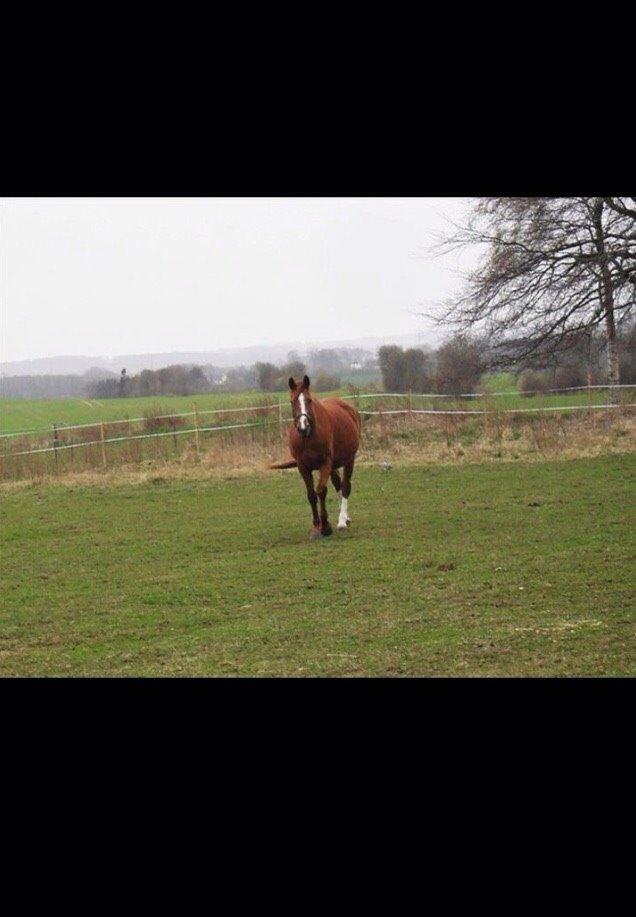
[1, 386, 634, 481]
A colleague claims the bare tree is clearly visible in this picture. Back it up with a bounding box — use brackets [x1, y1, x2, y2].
[403, 348, 431, 393]
[434, 335, 485, 395]
[430, 197, 636, 395]
[281, 355, 306, 384]
[378, 345, 407, 392]
[255, 362, 280, 392]
[378, 345, 433, 393]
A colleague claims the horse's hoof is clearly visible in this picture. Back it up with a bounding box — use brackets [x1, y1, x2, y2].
[321, 525, 333, 537]
[309, 527, 321, 540]
[337, 522, 348, 531]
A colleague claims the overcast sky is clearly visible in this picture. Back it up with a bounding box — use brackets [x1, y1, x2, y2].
[1, 197, 477, 363]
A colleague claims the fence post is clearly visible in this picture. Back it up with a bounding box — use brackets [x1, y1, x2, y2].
[100, 421, 107, 467]
[192, 402, 201, 456]
[53, 424, 59, 473]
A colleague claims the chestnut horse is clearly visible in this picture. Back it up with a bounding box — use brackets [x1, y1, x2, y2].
[270, 375, 361, 538]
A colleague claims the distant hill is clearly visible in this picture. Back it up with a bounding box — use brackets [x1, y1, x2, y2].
[1, 332, 435, 377]
[0, 375, 88, 399]
[82, 366, 118, 381]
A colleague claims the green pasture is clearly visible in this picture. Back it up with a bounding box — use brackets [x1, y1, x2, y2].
[0, 390, 286, 435]
[1, 378, 631, 437]
[1, 454, 633, 676]
[479, 372, 518, 393]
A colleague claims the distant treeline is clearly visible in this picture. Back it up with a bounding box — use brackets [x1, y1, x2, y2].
[379, 325, 636, 395]
[253, 348, 380, 392]
[4, 330, 633, 401]
[379, 340, 485, 395]
[91, 365, 210, 399]
[517, 323, 636, 393]
[1, 347, 382, 400]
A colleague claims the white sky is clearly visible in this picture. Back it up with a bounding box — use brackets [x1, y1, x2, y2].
[1, 197, 476, 362]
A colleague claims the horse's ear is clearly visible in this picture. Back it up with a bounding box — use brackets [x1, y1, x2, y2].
[302, 375, 310, 390]
[288, 377, 296, 391]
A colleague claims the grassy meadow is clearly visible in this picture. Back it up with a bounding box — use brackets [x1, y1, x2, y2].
[2, 376, 633, 437]
[1, 453, 633, 677]
[0, 389, 284, 435]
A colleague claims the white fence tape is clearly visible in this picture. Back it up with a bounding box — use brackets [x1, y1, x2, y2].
[4, 418, 282, 458]
[345, 385, 636, 399]
[363, 404, 632, 417]
[2, 384, 634, 439]
[2, 401, 633, 461]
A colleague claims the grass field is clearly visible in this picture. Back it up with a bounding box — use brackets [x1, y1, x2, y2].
[1, 453, 633, 676]
[479, 372, 518, 393]
[0, 389, 284, 435]
[2, 378, 632, 436]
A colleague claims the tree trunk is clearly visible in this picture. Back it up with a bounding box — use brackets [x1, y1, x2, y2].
[593, 199, 621, 402]
[605, 314, 620, 399]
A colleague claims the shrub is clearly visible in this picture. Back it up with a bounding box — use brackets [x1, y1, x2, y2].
[553, 362, 586, 390]
[435, 335, 485, 396]
[255, 362, 280, 392]
[378, 346, 406, 392]
[519, 370, 551, 397]
[314, 373, 341, 391]
[378, 346, 430, 393]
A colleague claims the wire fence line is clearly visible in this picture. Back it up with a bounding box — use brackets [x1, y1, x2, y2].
[367, 385, 636, 399]
[6, 419, 280, 457]
[1, 394, 634, 461]
[364, 404, 633, 417]
[1, 384, 634, 440]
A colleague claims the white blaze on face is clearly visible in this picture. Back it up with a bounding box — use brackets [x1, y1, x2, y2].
[298, 393, 308, 432]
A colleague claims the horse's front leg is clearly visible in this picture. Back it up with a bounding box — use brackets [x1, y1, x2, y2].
[316, 459, 333, 537]
[299, 466, 320, 538]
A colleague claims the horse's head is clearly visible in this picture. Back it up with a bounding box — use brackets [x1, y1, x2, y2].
[288, 375, 313, 438]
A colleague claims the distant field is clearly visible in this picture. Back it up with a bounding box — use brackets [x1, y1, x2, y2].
[1, 376, 631, 436]
[0, 390, 287, 435]
[1, 454, 633, 676]
[479, 372, 518, 393]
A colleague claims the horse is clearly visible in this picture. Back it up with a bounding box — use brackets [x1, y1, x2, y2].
[270, 375, 361, 538]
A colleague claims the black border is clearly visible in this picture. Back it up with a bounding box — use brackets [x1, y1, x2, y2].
[3, 108, 631, 768]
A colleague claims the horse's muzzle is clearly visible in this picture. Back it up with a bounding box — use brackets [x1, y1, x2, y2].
[296, 413, 311, 437]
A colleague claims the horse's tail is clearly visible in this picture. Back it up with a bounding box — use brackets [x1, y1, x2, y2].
[269, 459, 297, 470]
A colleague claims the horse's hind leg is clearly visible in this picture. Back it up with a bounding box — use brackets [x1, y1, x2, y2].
[331, 468, 348, 530]
[299, 466, 320, 538]
[337, 460, 354, 530]
[316, 461, 333, 537]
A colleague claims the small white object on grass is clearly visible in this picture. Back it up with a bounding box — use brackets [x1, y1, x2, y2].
[380, 460, 392, 471]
